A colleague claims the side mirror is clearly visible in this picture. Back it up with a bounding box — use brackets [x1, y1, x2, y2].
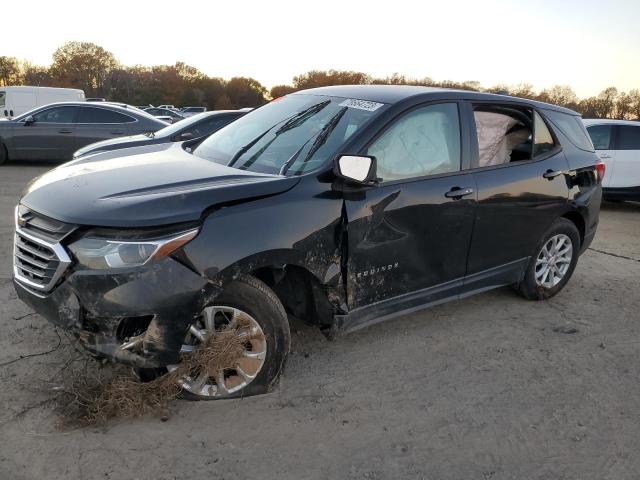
[334, 155, 377, 185]
[179, 132, 193, 141]
[23, 115, 35, 126]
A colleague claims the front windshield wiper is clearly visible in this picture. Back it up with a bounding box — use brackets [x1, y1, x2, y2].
[229, 100, 331, 169]
[280, 107, 348, 176]
[275, 100, 330, 134]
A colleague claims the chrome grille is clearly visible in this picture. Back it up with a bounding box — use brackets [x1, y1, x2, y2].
[13, 206, 74, 292]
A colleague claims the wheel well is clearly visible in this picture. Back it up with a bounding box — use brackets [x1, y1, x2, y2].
[252, 265, 337, 332]
[562, 211, 585, 247]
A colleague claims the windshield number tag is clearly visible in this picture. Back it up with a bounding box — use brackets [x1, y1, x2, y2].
[339, 99, 384, 112]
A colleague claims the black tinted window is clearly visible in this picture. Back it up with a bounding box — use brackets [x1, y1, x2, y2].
[617, 125, 640, 150]
[586, 125, 613, 150]
[184, 116, 235, 138]
[533, 111, 555, 157]
[78, 107, 134, 123]
[32, 106, 76, 123]
[544, 110, 594, 151]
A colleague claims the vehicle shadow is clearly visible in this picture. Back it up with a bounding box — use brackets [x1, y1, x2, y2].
[600, 200, 640, 211]
[4, 160, 58, 168]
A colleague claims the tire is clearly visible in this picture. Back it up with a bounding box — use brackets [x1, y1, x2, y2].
[177, 275, 290, 400]
[517, 218, 581, 301]
[0, 143, 7, 165]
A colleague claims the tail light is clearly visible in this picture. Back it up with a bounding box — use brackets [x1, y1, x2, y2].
[595, 160, 605, 182]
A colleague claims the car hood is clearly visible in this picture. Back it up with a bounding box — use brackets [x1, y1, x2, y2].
[21, 143, 300, 227]
[74, 134, 150, 157]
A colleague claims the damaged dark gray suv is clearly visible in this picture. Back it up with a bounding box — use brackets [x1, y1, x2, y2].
[14, 86, 603, 399]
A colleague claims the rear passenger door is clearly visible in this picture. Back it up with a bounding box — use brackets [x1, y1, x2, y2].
[611, 125, 640, 189]
[586, 124, 616, 187]
[464, 103, 570, 290]
[75, 106, 135, 150]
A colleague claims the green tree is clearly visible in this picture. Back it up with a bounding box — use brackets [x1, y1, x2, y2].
[628, 89, 640, 120]
[596, 87, 619, 118]
[22, 62, 52, 86]
[49, 41, 118, 95]
[269, 84, 297, 99]
[225, 77, 267, 108]
[293, 70, 370, 89]
[0, 56, 23, 86]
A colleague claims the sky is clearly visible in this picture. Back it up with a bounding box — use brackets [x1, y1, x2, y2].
[3, 0, 640, 97]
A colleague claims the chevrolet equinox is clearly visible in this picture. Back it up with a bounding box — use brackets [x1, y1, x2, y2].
[13, 86, 603, 399]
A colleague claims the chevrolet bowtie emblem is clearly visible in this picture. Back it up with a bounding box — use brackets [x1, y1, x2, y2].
[17, 215, 27, 227]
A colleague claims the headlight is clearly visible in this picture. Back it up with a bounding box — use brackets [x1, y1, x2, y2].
[69, 228, 198, 269]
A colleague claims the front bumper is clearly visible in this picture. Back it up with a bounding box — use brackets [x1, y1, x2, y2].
[14, 257, 219, 367]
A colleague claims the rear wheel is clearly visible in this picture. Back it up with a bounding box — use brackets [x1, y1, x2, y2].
[517, 218, 580, 300]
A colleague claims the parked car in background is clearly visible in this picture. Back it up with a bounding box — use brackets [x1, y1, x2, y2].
[158, 104, 175, 110]
[584, 119, 640, 201]
[73, 109, 250, 159]
[13, 86, 602, 400]
[0, 102, 166, 164]
[144, 107, 185, 124]
[0, 86, 85, 118]
[181, 106, 207, 117]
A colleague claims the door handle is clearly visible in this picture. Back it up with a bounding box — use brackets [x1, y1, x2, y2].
[445, 187, 474, 198]
[598, 154, 612, 159]
[542, 169, 566, 179]
[58, 129, 73, 134]
[110, 130, 124, 135]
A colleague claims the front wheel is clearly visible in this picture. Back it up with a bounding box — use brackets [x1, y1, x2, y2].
[138, 275, 290, 400]
[517, 218, 580, 300]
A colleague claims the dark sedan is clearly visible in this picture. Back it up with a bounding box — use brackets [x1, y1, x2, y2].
[0, 102, 167, 164]
[73, 109, 250, 159]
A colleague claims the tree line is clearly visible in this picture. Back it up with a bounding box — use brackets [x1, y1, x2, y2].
[0, 41, 639, 119]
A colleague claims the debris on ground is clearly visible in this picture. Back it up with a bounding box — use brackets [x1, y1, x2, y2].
[56, 316, 256, 427]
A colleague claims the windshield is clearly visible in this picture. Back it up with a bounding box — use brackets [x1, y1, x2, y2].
[193, 94, 387, 175]
[151, 112, 213, 138]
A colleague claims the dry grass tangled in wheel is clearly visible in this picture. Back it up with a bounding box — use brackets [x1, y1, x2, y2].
[57, 316, 255, 427]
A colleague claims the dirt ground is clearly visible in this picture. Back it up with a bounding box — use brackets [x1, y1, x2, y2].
[1, 163, 639, 480]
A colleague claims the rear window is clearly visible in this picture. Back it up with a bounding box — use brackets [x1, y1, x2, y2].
[78, 107, 135, 123]
[544, 110, 594, 152]
[616, 125, 640, 150]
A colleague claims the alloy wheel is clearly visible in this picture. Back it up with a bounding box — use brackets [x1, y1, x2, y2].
[534, 234, 573, 288]
[167, 306, 267, 398]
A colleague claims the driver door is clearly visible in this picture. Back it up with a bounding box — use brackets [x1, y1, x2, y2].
[343, 102, 477, 325]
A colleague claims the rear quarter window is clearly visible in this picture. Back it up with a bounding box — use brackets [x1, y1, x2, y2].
[544, 110, 594, 152]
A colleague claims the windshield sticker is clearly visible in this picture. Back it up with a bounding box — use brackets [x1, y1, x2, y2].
[339, 99, 384, 112]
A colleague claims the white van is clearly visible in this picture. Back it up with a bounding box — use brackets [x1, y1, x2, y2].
[0, 86, 85, 118]
[584, 119, 640, 202]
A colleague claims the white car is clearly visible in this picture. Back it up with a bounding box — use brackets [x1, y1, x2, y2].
[584, 119, 640, 201]
[0, 86, 85, 118]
